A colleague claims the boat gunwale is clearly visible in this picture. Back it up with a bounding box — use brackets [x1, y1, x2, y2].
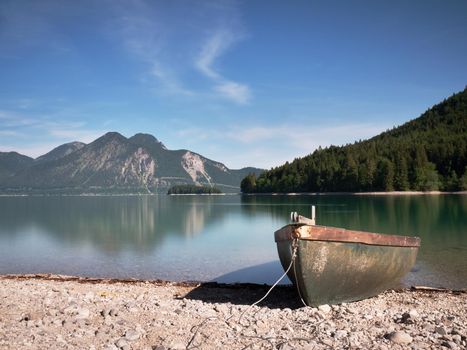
[274, 224, 421, 248]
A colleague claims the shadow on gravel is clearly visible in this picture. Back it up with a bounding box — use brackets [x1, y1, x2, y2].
[184, 283, 303, 309]
[184, 261, 303, 309]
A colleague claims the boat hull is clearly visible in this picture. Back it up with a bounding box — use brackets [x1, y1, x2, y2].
[275, 224, 420, 306]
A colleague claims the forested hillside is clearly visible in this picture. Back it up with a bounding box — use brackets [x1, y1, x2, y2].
[242, 88, 467, 193]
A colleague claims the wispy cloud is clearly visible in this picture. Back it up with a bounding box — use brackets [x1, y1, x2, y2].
[150, 63, 194, 97]
[0, 109, 106, 157]
[0, 130, 21, 137]
[196, 30, 251, 104]
[196, 30, 234, 79]
[0, 142, 66, 159]
[0, 110, 39, 127]
[225, 122, 390, 151]
[110, 0, 250, 104]
[175, 121, 391, 169]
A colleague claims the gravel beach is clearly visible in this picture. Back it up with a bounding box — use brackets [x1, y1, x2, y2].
[0, 275, 465, 350]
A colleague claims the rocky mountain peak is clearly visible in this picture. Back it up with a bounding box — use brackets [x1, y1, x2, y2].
[35, 141, 86, 163]
[129, 133, 166, 150]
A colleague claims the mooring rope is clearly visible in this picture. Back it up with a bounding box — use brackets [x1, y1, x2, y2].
[238, 238, 303, 323]
[187, 238, 307, 349]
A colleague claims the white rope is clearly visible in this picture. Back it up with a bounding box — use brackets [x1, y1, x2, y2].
[187, 238, 308, 348]
[238, 238, 303, 324]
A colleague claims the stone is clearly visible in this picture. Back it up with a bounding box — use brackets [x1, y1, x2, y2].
[152, 346, 166, 350]
[318, 304, 331, 313]
[451, 335, 461, 343]
[115, 338, 128, 348]
[409, 309, 419, 318]
[109, 309, 119, 317]
[124, 329, 140, 341]
[335, 330, 348, 339]
[436, 326, 448, 336]
[104, 345, 119, 350]
[76, 308, 90, 319]
[101, 308, 111, 317]
[440, 341, 455, 349]
[387, 331, 413, 344]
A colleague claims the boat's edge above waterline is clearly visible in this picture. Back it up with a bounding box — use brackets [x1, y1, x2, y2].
[274, 224, 421, 307]
[274, 224, 421, 247]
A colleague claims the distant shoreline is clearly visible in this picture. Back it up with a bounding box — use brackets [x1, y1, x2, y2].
[242, 191, 467, 196]
[0, 190, 466, 197]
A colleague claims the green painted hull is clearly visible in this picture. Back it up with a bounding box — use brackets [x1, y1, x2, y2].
[276, 229, 419, 306]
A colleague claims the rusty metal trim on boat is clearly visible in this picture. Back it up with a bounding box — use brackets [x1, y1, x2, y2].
[275, 224, 421, 247]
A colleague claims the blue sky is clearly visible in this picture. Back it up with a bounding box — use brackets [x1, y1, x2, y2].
[0, 0, 466, 169]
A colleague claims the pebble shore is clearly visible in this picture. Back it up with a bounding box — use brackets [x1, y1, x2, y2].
[0, 275, 465, 350]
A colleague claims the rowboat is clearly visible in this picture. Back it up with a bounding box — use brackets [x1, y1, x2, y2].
[275, 208, 420, 306]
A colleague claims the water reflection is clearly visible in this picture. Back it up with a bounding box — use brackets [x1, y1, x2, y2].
[0, 196, 223, 253]
[0, 194, 465, 289]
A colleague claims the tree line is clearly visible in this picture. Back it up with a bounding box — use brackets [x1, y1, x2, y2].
[168, 184, 222, 194]
[242, 88, 467, 193]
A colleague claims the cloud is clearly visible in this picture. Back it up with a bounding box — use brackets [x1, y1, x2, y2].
[226, 122, 390, 151]
[0, 142, 66, 159]
[46, 125, 105, 144]
[150, 63, 194, 96]
[175, 121, 392, 169]
[0, 110, 39, 128]
[110, 0, 250, 104]
[215, 81, 250, 104]
[196, 30, 234, 79]
[0, 130, 21, 137]
[0, 109, 106, 157]
[196, 30, 251, 104]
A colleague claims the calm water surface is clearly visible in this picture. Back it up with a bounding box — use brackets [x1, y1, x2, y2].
[0, 195, 465, 289]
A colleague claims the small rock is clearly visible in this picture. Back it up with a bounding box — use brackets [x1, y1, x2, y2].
[109, 309, 118, 317]
[436, 326, 448, 336]
[335, 330, 348, 339]
[104, 344, 118, 350]
[213, 304, 228, 314]
[399, 313, 409, 323]
[101, 308, 111, 317]
[125, 329, 140, 341]
[152, 346, 166, 350]
[76, 308, 90, 319]
[232, 324, 242, 332]
[318, 304, 331, 313]
[95, 330, 106, 339]
[387, 331, 413, 344]
[452, 335, 461, 344]
[441, 341, 456, 349]
[409, 309, 419, 318]
[115, 338, 128, 348]
[168, 341, 186, 350]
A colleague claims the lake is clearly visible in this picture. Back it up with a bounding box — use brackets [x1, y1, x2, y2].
[0, 194, 465, 289]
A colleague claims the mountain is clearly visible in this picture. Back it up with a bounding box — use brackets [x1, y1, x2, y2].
[0, 152, 34, 181]
[35, 141, 85, 163]
[242, 87, 467, 193]
[0, 132, 263, 194]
